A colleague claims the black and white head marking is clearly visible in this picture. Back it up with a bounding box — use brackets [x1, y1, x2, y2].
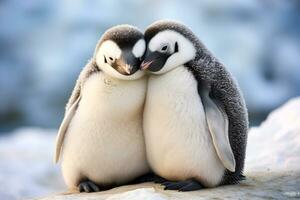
[141, 22, 196, 74]
[95, 25, 146, 80]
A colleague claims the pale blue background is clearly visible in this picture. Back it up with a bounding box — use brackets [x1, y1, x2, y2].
[0, 0, 300, 131]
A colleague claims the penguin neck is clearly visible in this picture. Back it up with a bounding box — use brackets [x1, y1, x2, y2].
[102, 72, 147, 87]
[151, 65, 185, 77]
[102, 72, 126, 85]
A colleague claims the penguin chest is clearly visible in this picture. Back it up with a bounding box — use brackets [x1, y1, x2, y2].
[61, 73, 149, 188]
[144, 66, 225, 187]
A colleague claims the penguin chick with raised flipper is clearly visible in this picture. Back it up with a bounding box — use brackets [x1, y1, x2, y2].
[54, 25, 150, 193]
[140, 20, 248, 191]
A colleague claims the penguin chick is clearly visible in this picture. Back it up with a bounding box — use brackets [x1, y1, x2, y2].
[141, 20, 248, 191]
[54, 25, 149, 193]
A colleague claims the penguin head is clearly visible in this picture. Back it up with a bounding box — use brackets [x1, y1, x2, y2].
[95, 25, 146, 80]
[141, 20, 197, 74]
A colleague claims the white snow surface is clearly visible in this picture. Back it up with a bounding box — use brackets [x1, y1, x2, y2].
[0, 98, 300, 200]
[0, 128, 64, 200]
[106, 188, 167, 200]
[245, 97, 300, 172]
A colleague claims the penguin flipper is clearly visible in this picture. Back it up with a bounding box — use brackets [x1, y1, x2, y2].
[54, 60, 100, 163]
[200, 85, 236, 172]
[54, 95, 81, 163]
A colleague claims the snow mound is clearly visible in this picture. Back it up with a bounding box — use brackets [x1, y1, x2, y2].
[0, 128, 64, 200]
[245, 97, 300, 171]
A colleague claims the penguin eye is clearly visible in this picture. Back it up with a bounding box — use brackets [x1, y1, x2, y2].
[160, 45, 168, 52]
[174, 42, 178, 53]
[109, 57, 114, 62]
[104, 56, 108, 64]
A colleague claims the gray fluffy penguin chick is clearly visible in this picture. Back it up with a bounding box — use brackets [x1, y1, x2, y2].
[140, 20, 248, 191]
[54, 25, 150, 193]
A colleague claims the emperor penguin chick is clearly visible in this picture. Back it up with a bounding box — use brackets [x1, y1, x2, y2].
[140, 20, 248, 191]
[54, 25, 149, 192]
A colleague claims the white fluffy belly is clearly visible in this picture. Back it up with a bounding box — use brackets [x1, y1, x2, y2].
[144, 67, 225, 187]
[61, 73, 149, 189]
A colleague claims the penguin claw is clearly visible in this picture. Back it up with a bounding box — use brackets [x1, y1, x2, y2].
[78, 181, 100, 193]
[79, 182, 90, 193]
[161, 179, 203, 191]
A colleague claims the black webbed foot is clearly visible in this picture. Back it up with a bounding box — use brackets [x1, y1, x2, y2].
[161, 179, 203, 191]
[131, 173, 166, 184]
[239, 174, 246, 180]
[78, 181, 100, 193]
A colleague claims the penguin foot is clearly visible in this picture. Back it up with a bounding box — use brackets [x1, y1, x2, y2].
[131, 173, 166, 184]
[239, 174, 246, 180]
[78, 181, 100, 193]
[153, 175, 168, 184]
[161, 179, 203, 191]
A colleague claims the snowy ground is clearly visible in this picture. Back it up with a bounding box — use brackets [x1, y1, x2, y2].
[0, 98, 300, 200]
[40, 171, 300, 200]
[0, 128, 64, 200]
[245, 98, 300, 172]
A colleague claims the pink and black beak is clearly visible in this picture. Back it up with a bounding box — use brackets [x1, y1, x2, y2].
[140, 51, 170, 72]
[110, 49, 140, 76]
[140, 60, 154, 70]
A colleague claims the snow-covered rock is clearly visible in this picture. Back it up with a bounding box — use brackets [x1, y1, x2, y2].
[245, 97, 300, 172]
[1, 98, 300, 200]
[37, 171, 300, 200]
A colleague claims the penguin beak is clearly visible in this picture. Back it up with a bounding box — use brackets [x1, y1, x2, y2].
[140, 60, 154, 70]
[140, 51, 169, 72]
[123, 64, 133, 75]
[113, 50, 140, 76]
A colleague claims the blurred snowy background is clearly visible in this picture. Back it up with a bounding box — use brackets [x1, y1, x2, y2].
[1, 0, 300, 131]
[0, 0, 300, 199]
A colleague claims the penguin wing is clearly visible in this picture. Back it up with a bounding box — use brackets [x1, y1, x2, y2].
[54, 59, 100, 163]
[54, 95, 81, 163]
[200, 85, 236, 172]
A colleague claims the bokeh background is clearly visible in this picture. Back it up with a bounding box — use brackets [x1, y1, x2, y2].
[0, 0, 300, 199]
[1, 0, 300, 131]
